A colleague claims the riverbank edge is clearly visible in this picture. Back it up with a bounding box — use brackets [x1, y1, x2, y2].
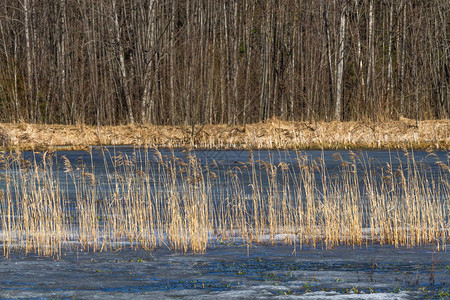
[0, 118, 448, 151]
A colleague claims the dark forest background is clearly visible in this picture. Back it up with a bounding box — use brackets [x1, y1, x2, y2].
[0, 0, 448, 126]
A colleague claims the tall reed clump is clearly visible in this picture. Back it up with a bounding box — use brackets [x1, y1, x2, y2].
[0, 148, 448, 257]
[0, 152, 68, 258]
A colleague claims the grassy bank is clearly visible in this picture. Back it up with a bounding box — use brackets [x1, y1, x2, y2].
[0, 118, 448, 151]
[0, 149, 448, 257]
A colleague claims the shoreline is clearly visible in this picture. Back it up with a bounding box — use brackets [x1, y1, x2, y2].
[0, 118, 448, 151]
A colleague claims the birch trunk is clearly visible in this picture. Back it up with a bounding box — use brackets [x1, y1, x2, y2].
[243, 1, 254, 127]
[232, 0, 239, 125]
[354, 0, 364, 117]
[220, 3, 228, 124]
[335, 1, 346, 121]
[368, 0, 376, 122]
[112, 0, 134, 124]
[169, 2, 176, 125]
[57, 0, 68, 123]
[140, 0, 155, 124]
[323, 0, 334, 120]
[24, 0, 33, 121]
[386, 2, 394, 117]
[399, 1, 406, 117]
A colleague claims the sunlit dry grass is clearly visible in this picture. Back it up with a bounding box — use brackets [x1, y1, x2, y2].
[0, 149, 448, 258]
[0, 118, 448, 150]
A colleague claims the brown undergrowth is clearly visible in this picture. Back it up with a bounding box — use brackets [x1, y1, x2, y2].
[0, 118, 448, 150]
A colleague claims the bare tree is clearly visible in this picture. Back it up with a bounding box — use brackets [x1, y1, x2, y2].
[367, 0, 376, 123]
[335, 0, 347, 121]
[112, 0, 134, 124]
[0, 0, 446, 125]
[323, 0, 334, 121]
[24, 0, 33, 121]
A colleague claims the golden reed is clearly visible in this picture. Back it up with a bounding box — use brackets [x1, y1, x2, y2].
[0, 148, 447, 258]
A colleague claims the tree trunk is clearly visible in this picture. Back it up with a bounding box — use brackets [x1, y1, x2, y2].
[323, 0, 334, 121]
[386, 2, 394, 118]
[232, 0, 239, 125]
[368, 0, 376, 123]
[140, 0, 156, 124]
[24, 0, 33, 122]
[399, 1, 406, 117]
[353, 0, 364, 119]
[169, 1, 176, 125]
[112, 0, 134, 124]
[335, 1, 347, 121]
[243, 1, 254, 127]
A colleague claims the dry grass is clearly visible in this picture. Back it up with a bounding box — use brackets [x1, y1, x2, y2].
[0, 148, 448, 257]
[0, 118, 448, 151]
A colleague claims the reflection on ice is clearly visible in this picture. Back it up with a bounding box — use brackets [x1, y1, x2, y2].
[0, 245, 448, 299]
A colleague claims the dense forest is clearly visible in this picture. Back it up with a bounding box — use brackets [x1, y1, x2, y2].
[0, 0, 448, 125]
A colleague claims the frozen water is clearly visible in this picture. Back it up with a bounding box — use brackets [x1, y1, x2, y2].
[0, 244, 448, 299]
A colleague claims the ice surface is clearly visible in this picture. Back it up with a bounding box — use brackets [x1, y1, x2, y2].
[0, 244, 448, 299]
